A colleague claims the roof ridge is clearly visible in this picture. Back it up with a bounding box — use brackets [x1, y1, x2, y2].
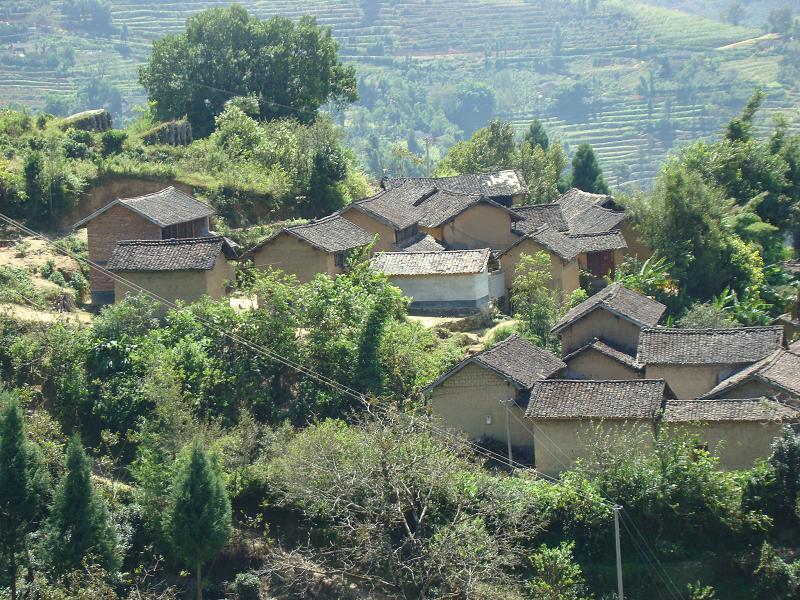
[118, 185, 176, 202]
[376, 248, 488, 256]
[117, 236, 223, 246]
[642, 325, 783, 334]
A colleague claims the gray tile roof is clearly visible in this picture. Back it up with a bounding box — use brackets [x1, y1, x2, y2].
[417, 190, 522, 228]
[552, 283, 667, 333]
[383, 170, 528, 198]
[425, 334, 566, 392]
[371, 249, 490, 276]
[565, 204, 627, 235]
[700, 348, 800, 399]
[637, 326, 785, 365]
[346, 183, 433, 230]
[569, 231, 628, 252]
[498, 224, 583, 263]
[74, 187, 215, 229]
[107, 237, 226, 272]
[392, 233, 446, 252]
[525, 379, 669, 420]
[562, 338, 642, 371]
[663, 399, 799, 423]
[244, 215, 374, 257]
[512, 204, 568, 234]
[557, 188, 616, 224]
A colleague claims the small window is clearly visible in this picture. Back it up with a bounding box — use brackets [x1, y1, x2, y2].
[485, 414, 493, 425]
[334, 252, 346, 267]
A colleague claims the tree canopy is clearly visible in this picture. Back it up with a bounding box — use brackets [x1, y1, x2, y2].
[570, 143, 608, 194]
[139, 6, 358, 136]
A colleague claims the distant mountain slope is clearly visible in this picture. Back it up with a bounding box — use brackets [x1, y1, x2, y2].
[1, 0, 797, 187]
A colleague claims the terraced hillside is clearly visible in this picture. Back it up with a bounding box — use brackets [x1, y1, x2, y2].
[1, 0, 798, 187]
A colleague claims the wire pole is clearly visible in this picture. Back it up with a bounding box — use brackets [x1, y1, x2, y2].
[505, 382, 513, 464]
[614, 505, 624, 600]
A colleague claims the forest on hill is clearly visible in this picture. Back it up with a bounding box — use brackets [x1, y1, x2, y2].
[1, 0, 799, 186]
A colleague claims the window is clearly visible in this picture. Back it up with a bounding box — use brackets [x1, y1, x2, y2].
[334, 252, 347, 267]
[162, 219, 202, 240]
[395, 224, 418, 243]
[485, 414, 493, 425]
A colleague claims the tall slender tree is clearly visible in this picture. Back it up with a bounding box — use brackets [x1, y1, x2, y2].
[165, 440, 232, 600]
[524, 118, 549, 150]
[0, 392, 47, 600]
[39, 434, 119, 576]
[570, 143, 608, 194]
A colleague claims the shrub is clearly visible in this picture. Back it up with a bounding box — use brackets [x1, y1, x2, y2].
[100, 130, 127, 156]
[41, 259, 56, 279]
[48, 270, 66, 287]
[233, 572, 261, 600]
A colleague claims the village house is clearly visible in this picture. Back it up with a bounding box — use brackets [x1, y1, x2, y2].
[73, 187, 215, 304]
[370, 248, 504, 315]
[496, 224, 581, 293]
[243, 214, 374, 282]
[699, 347, 800, 406]
[551, 282, 667, 356]
[107, 236, 236, 306]
[662, 399, 799, 471]
[381, 169, 529, 206]
[561, 337, 644, 380]
[525, 379, 672, 475]
[636, 326, 786, 400]
[340, 182, 522, 252]
[426, 335, 565, 451]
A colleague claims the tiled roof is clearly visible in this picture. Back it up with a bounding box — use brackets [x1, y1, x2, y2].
[525, 379, 668, 420]
[425, 334, 565, 392]
[637, 326, 785, 365]
[371, 249, 490, 276]
[285, 215, 374, 253]
[416, 190, 522, 228]
[347, 183, 433, 230]
[566, 205, 627, 235]
[557, 188, 615, 223]
[498, 224, 582, 263]
[74, 187, 215, 229]
[392, 233, 446, 252]
[562, 338, 642, 371]
[552, 283, 667, 333]
[107, 237, 226, 272]
[700, 348, 800, 399]
[383, 170, 528, 198]
[569, 231, 628, 252]
[663, 399, 799, 422]
[512, 204, 568, 234]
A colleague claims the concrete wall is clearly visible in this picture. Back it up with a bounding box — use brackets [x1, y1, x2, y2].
[430, 363, 532, 446]
[663, 422, 786, 471]
[499, 238, 580, 294]
[340, 209, 395, 252]
[532, 419, 655, 475]
[560, 309, 643, 356]
[442, 204, 518, 250]
[645, 364, 741, 399]
[563, 348, 642, 380]
[252, 233, 336, 283]
[389, 272, 490, 313]
[87, 203, 162, 301]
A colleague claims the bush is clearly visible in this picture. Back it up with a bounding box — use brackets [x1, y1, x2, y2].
[233, 572, 261, 600]
[100, 130, 127, 156]
[48, 270, 66, 287]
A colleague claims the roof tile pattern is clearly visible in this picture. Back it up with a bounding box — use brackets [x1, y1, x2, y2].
[348, 183, 433, 229]
[383, 170, 527, 198]
[664, 399, 799, 422]
[701, 348, 800, 399]
[74, 187, 215, 229]
[569, 231, 628, 252]
[637, 326, 785, 365]
[552, 283, 666, 333]
[557, 188, 616, 225]
[566, 205, 627, 235]
[475, 335, 566, 389]
[107, 237, 225, 272]
[371, 249, 490, 276]
[392, 233, 446, 252]
[512, 204, 568, 234]
[526, 379, 668, 419]
[286, 215, 374, 253]
[562, 338, 641, 370]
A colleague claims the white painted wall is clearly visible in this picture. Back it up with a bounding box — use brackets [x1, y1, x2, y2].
[389, 272, 489, 304]
[489, 270, 505, 300]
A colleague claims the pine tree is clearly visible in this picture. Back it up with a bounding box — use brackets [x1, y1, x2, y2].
[39, 434, 119, 576]
[166, 440, 232, 600]
[0, 392, 47, 600]
[524, 119, 549, 151]
[570, 143, 608, 194]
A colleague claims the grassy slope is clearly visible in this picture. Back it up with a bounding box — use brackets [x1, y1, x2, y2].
[0, 0, 797, 187]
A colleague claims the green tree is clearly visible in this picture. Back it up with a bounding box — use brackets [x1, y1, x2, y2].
[139, 6, 358, 136]
[511, 252, 560, 349]
[0, 392, 48, 600]
[570, 144, 608, 193]
[446, 81, 496, 135]
[769, 428, 800, 522]
[39, 434, 119, 576]
[165, 440, 232, 600]
[524, 118, 549, 150]
[526, 542, 588, 600]
[437, 119, 516, 174]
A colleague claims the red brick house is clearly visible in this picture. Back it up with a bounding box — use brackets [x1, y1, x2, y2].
[72, 187, 215, 304]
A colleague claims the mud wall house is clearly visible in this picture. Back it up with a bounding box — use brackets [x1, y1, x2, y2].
[381, 170, 529, 207]
[107, 237, 236, 306]
[426, 335, 565, 451]
[497, 224, 581, 294]
[551, 282, 667, 356]
[370, 249, 503, 315]
[72, 187, 215, 304]
[637, 326, 786, 400]
[561, 338, 644, 380]
[525, 379, 671, 475]
[243, 215, 374, 283]
[699, 347, 800, 406]
[661, 399, 799, 471]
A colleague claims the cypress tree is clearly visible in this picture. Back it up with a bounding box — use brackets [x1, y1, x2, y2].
[39, 434, 119, 576]
[524, 118, 549, 151]
[0, 392, 47, 600]
[570, 143, 609, 194]
[166, 440, 232, 600]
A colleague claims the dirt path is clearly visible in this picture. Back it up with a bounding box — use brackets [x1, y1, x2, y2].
[0, 303, 92, 324]
[717, 32, 781, 50]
